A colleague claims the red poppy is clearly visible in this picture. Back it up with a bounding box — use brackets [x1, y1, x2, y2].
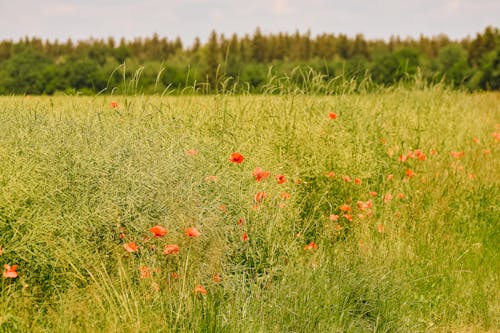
[254, 191, 266, 203]
[280, 191, 291, 200]
[0, 245, 2, 256]
[369, 191, 377, 197]
[343, 214, 353, 222]
[328, 112, 337, 119]
[304, 242, 318, 250]
[339, 204, 351, 212]
[242, 233, 249, 242]
[384, 193, 393, 203]
[275, 174, 287, 184]
[326, 171, 335, 178]
[354, 178, 362, 185]
[149, 225, 168, 238]
[212, 274, 222, 283]
[139, 266, 151, 279]
[405, 169, 415, 178]
[171, 272, 179, 279]
[186, 149, 198, 156]
[450, 151, 464, 158]
[163, 244, 179, 255]
[123, 242, 139, 252]
[185, 227, 201, 238]
[252, 167, 270, 181]
[343, 176, 351, 183]
[3, 264, 18, 278]
[194, 284, 208, 294]
[110, 101, 118, 108]
[329, 214, 339, 221]
[229, 152, 244, 164]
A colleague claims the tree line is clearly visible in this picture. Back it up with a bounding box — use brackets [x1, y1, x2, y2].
[0, 26, 499, 94]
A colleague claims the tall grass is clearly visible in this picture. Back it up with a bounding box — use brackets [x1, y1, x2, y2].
[0, 84, 498, 332]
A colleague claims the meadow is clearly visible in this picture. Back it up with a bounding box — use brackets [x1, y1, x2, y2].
[0, 86, 499, 332]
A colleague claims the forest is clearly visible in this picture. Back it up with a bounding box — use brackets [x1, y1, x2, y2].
[0, 26, 499, 94]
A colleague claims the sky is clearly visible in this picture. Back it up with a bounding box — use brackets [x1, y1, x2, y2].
[0, 0, 498, 45]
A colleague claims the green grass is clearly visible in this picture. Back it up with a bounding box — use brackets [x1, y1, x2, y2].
[0, 88, 499, 332]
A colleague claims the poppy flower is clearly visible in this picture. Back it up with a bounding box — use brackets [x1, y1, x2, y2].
[280, 191, 291, 200]
[328, 112, 337, 119]
[354, 178, 362, 185]
[405, 169, 415, 178]
[254, 191, 266, 203]
[484, 149, 491, 155]
[329, 214, 339, 221]
[450, 151, 464, 158]
[149, 225, 168, 238]
[339, 204, 351, 212]
[242, 233, 249, 242]
[387, 174, 394, 181]
[123, 242, 139, 252]
[369, 191, 377, 197]
[304, 242, 318, 250]
[0, 245, 2, 256]
[110, 101, 118, 108]
[252, 167, 270, 181]
[397, 193, 405, 199]
[384, 193, 393, 203]
[185, 227, 201, 238]
[194, 284, 208, 294]
[473, 137, 480, 144]
[275, 174, 287, 184]
[343, 176, 351, 183]
[229, 152, 244, 164]
[186, 149, 198, 156]
[139, 266, 151, 279]
[377, 224, 385, 233]
[326, 171, 335, 178]
[237, 217, 245, 226]
[171, 272, 179, 279]
[343, 214, 353, 222]
[212, 274, 222, 283]
[3, 264, 18, 278]
[163, 244, 179, 255]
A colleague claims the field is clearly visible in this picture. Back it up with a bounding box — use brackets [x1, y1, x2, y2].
[0, 87, 499, 332]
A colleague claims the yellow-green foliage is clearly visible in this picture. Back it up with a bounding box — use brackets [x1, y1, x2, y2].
[0, 88, 499, 332]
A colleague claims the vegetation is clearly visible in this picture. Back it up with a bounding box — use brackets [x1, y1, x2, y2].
[0, 81, 499, 331]
[0, 26, 500, 94]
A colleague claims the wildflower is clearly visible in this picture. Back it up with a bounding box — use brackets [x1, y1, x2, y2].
[304, 242, 318, 250]
[194, 284, 208, 294]
[335, 224, 342, 231]
[328, 112, 337, 119]
[484, 149, 491, 155]
[242, 233, 249, 242]
[339, 204, 351, 212]
[219, 204, 227, 212]
[399, 154, 408, 162]
[171, 272, 179, 279]
[275, 174, 287, 184]
[3, 264, 18, 278]
[229, 152, 244, 164]
[450, 151, 464, 158]
[343, 175, 351, 183]
[237, 217, 245, 226]
[204, 175, 218, 183]
[163, 244, 179, 255]
[123, 242, 139, 252]
[0, 245, 2, 256]
[397, 193, 405, 199]
[212, 274, 222, 283]
[493, 132, 500, 142]
[281, 191, 291, 200]
[380, 138, 386, 144]
[139, 266, 151, 279]
[186, 149, 198, 156]
[405, 169, 415, 178]
[343, 214, 353, 222]
[387, 174, 394, 181]
[377, 224, 385, 233]
[326, 171, 335, 178]
[149, 225, 168, 238]
[252, 167, 270, 181]
[354, 178, 362, 185]
[369, 191, 377, 197]
[384, 193, 393, 203]
[254, 191, 266, 203]
[185, 227, 201, 238]
[473, 137, 480, 144]
[110, 101, 118, 108]
[329, 214, 339, 221]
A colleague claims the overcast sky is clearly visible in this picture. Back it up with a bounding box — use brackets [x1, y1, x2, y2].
[0, 0, 498, 44]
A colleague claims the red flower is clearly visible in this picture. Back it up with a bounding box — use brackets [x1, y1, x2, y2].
[339, 204, 351, 212]
[304, 242, 318, 250]
[254, 191, 266, 203]
[3, 264, 18, 278]
[329, 214, 339, 221]
[384, 193, 393, 203]
[139, 266, 151, 279]
[185, 227, 201, 238]
[163, 244, 179, 255]
[405, 169, 415, 178]
[280, 191, 291, 200]
[326, 171, 335, 178]
[343, 176, 351, 183]
[149, 225, 168, 238]
[123, 241, 139, 252]
[186, 149, 198, 156]
[328, 112, 337, 119]
[242, 233, 249, 242]
[237, 217, 245, 225]
[369, 191, 377, 197]
[252, 167, 270, 181]
[212, 274, 222, 283]
[354, 178, 362, 185]
[110, 101, 118, 108]
[229, 152, 244, 164]
[194, 284, 208, 294]
[275, 174, 287, 184]
[450, 151, 464, 158]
